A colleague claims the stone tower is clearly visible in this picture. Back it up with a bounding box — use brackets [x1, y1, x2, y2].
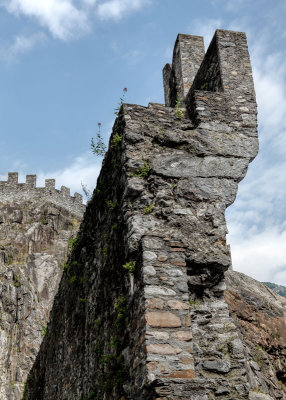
[24, 30, 259, 399]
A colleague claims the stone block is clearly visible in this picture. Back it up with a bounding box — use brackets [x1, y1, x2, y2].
[146, 311, 181, 328]
[146, 344, 183, 355]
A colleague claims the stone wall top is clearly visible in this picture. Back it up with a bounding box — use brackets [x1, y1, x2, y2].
[163, 33, 205, 106]
[0, 172, 85, 218]
[163, 29, 256, 111]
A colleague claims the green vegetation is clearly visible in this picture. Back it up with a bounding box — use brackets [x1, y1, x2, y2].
[41, 217, 48, 225]
[105, 200, 117, 210]
[62, 262, 70, 271]
[8, 252, 13, 265]
[91, 133, 106, 157]
[200, 82, 209, 90]
[39, 322, 47, 337]
[114, 296, 127, 326]
[111, 223, 118, 232]
[143, 203, 155, 215]
[68, 236, 77, 248]
[131, 161, 151, 179]
[100, 245, 109, 257]
[122, 261, 136, 274]
[67, 235, 81, 252]
[189, 298, 201, 309]
[175, 95, 184, 119]
[114, 87, 127, 116]
[13, 274, 21, 288]
[111, 132, 122, 150]
[94, 319, 102, 329]
[81, 276, 88, 284]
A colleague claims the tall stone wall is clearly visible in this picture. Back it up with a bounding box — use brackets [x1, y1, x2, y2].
[0, 176, 84, 399]
[24, 29, 258, 399]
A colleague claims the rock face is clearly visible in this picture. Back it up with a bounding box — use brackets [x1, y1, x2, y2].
[263, 282, 286, 298]
[225, 271, 286, 400]
[22, 29, 263, 400]
[0, 174, 84, 400]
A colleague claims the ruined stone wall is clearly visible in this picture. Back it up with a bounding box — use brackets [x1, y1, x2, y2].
[24, 29, 259, 399]
[0, 176, 84, 400]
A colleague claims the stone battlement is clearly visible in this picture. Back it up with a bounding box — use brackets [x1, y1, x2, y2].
[0, 172, 85, 218]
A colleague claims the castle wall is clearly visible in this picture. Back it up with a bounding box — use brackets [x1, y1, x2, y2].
[0, 173, 84, 219]
[24, 29, 259, 399]
[0, 192, 84, 399]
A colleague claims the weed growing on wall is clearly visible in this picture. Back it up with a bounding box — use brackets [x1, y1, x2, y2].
[175, 95, 184, 119]
[143, 203, 155, 215]
[122, 261, 136, 274]
[114, 88, 127, 116]
[131, 161, 151, 179]
[91, 123, 106, 157]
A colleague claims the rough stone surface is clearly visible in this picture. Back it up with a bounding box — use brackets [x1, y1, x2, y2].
[23, 29, 264, 399]
[0, 173, 85, 218]
[0, 179, 84, 400]
[225, 270, 286, 400]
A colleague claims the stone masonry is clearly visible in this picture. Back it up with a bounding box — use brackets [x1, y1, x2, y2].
[0, 175, 85, 399]
[0, 173, 85, 219]
[24, 29, 259, 399]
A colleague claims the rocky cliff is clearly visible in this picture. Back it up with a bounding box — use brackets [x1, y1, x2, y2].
[225, 271, 286, 400]
[263, 282, 286, 298]
[0, 174, 84, 399]
[22, 29, 264, 399]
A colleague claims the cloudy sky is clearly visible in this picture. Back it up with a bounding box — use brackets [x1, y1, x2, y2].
[0, 0, 285, 285]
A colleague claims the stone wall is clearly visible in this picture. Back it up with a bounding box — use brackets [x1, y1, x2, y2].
[0, 173, 85, 219]
[24, 29, 259, 399]
[0, 177, 85, 399]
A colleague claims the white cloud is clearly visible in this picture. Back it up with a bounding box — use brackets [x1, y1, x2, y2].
[0, 32, 47, 61]
[0, 153, 102, 201]
[0, 0, 152, 45]
[253, 55, 286, 151]
[0, 153, 101, 200]
[227, 43, 286, 284]
[97, 0, 149, 20]
[3, 0, 90, 40]
[228, 225, 286, 286]
[36, 152, 102, 199]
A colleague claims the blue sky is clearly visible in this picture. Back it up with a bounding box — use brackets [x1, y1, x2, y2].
[0, 0, 286, 285]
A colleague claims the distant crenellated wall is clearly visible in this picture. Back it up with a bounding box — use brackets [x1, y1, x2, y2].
[0, 171, 84, 400]
[0, 173, 85, 218]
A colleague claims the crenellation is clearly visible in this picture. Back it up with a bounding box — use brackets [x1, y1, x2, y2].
[8, 172, 18, 184]
[60, 185, 70, 197]
[163, 34, 205, 107]
[74, 192, 83, 204]
[162, 63, 172, 106]
[0, 173, 85, 218]
[26, 174, 36, 187]
[45, 178, 55, 191]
